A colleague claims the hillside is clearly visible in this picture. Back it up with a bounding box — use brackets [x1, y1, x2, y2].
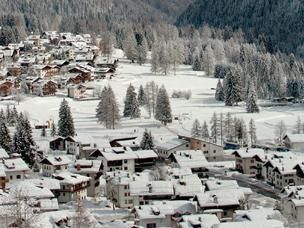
[0, 0, 193, 42]
[176, 0, 304, 55]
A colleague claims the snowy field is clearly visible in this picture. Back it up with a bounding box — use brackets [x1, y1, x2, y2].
[1, 49, 304, 148]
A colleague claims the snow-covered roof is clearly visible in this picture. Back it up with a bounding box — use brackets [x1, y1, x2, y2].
[100, 148, 157, 161]
[41, 155, 72, 166]
[2, 158, 30, 172]
[25, 178, 60, 191]
[196, 189, 245, 208]
[0, 148, 9, 159]
[234, 208, 283, 222]
[171, 150, 209, 169]
[9, 181, 54, 199]
[206, 179, 239, 191]
[179, 214, 220, 228]
[233, 148, 265, 159]
[213, 220, 284, 228]
[135, 201, 197, 219]
[38, 198, 59, 211]
[70, 160, 102, 174]
[52, 171, 90, 185]
[130, 181, 174, 196]
[284, 134, 304, 143]
[173, 174, 204, 197]
[156, 138, 188, 151]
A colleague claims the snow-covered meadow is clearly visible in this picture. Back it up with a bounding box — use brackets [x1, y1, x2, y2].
[1, 49, 303, 146]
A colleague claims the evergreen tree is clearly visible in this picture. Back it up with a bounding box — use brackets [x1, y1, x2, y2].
[155, 85, 172, 125]
[295, 116, 301, 134]
[192, 54, 201, 71]
[225, 112, 233, 141]
[210, 112, 219, 143]
[223, 65, 243, 106]
[96, 86, 120, 129]
[58, 99, 75, 137]
[0, 120, 11, 152]
[151, 42, 160, 73]
[13, 113, 35, 166]
[275, 120, 287, 145]
[145, 81, 159, 117]
[215, 79, 225, 101]
[248, 119, 257, 146]
[51, 122, 56, 137]
[246, 82, 260, 113]
[123, 84, 140, 118]
[41, 127, 46, 137]
[123, 34, 137, 63]
[191, 119, 201, 137]
[202, 44, 215, 76]
[10, 106, 18, 126]
[159, 41, 170, 75]
[140, 129, 154, 150]
[137, 85, 147, 106]
[201, 121, 210, 139]
[136, 38, 148, 65]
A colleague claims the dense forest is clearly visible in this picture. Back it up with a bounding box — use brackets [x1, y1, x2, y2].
[176, 0, 304, 56]
[0, 0, 193, 45]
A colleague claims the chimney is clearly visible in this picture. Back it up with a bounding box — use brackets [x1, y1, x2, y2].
[212, 194, 218, 204]
[76, 164, 81, 171]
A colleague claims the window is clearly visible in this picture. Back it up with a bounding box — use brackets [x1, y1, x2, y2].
[124, 160, 128, 164]
[186, 144, 189, 147]
[124, 185, 129, 190]
[147, 224, 156, 228]
[10, 176, 12, 180]
[16, 175, 21, 179]
[124, 167, 128, 170]
[213, 150, 216, 153]
[203, 144, 206, 147]
[128, 199, 133, 204]
[213, 157, 216, 160]
[251, 160, 254, 163]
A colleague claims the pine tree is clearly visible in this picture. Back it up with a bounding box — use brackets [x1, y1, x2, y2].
[202, 44, 215, 76]
[192, 54, 201, 71]
[138, 85, 147, 106]
[51, 122, 56, 137]
[248, 119, 257, 146]
[136, 38, 148, 65]
[191, 119, 201, 137]
[295, 116, 301, 134]
[223, 65, 243, 106]
[275, 120, 287, 145]
[123, 84, 140, 119]
[201, 121, 210, 139]
[0, 120, 11, 152]
[140, 129, 154, 150]
[151, 42, 160, 73]
[246, 82, 259, 113]
[123, 34, 137, 63]
[210, 112, 219, 143]
[145, 81, 159, 117]
[41, 127, 46, 137]
[155, 86, 172, 126]
[96, 86, 120, 129]
[10, 106, 18, 126]
[159, 41, 170, 75]
[225, 112, 233, 141]
[13, 113, 35, 166]
[215, 80, 225, 101]
[58, 99, 75, 137]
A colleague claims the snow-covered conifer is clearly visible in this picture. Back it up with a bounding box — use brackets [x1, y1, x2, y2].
[191, 119, 201, 137]
[58, 99, 75, 137]
[155, 85, 172, 125]
[123, 84, 140, 118]
[140, 129, 154, 150]
[215, 79, 225, 101]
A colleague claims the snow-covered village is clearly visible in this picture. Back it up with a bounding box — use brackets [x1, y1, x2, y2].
[1, 1, 304, 227]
